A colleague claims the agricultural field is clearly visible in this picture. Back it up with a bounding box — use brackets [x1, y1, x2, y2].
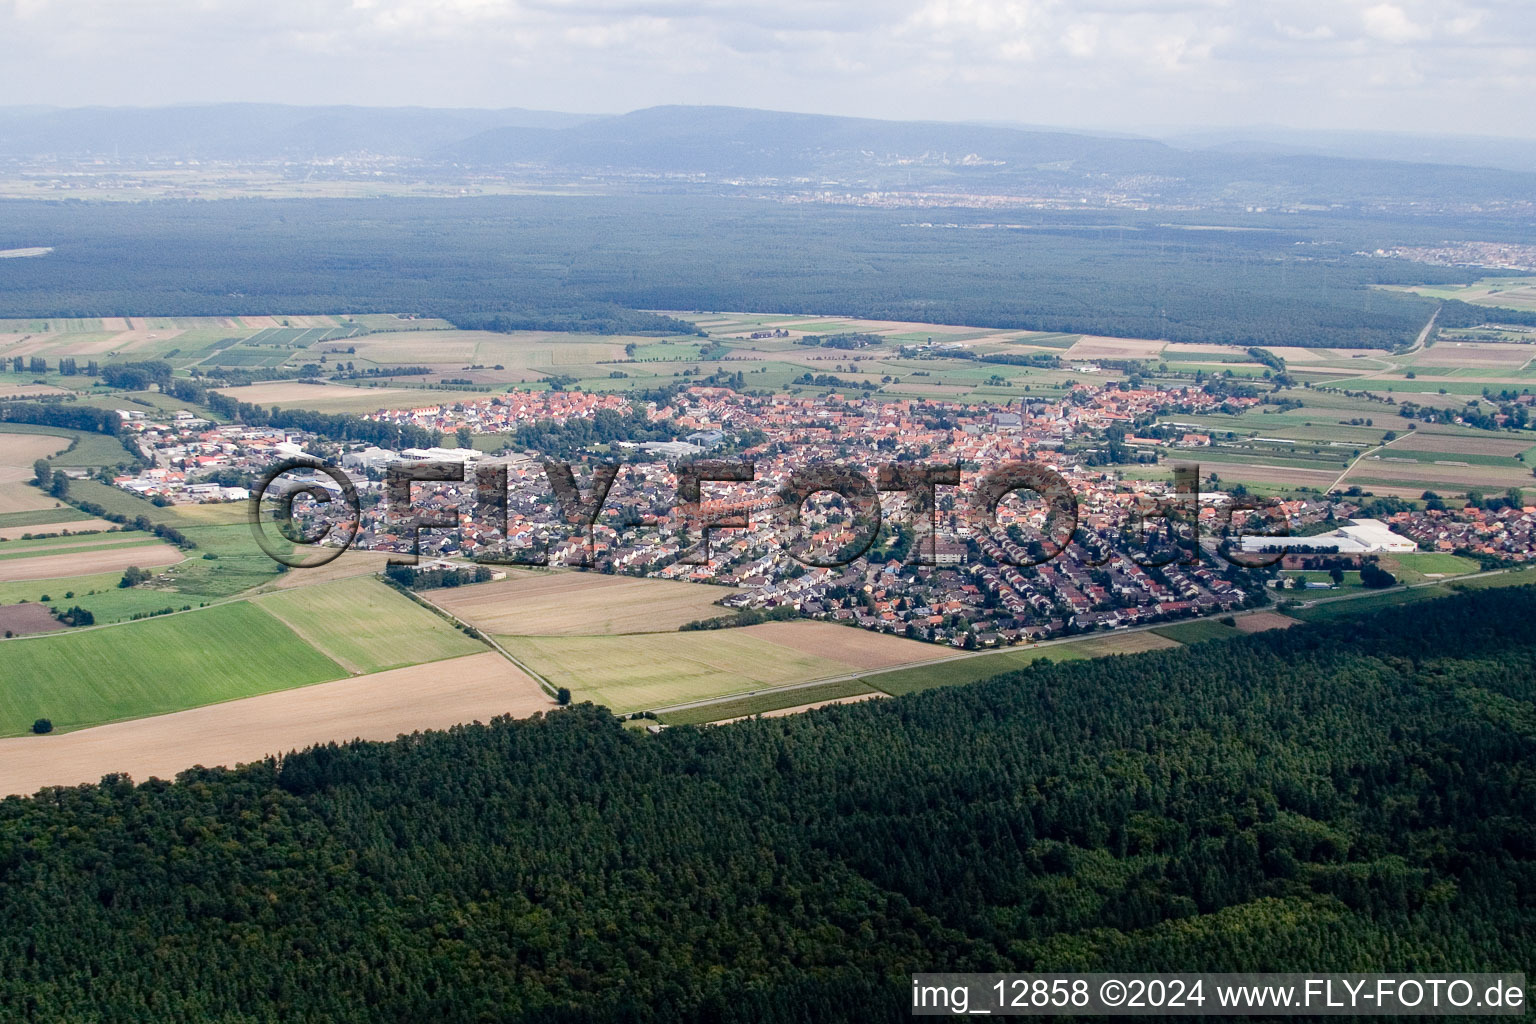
[255, 576, 486, 674]
[0, 432, 71, 514]
[500, 620, 944, 714]
[1385, 277, 1536, 312]
[659, 682, 882, 726]
[0, 601, 345, 735]
[0, 533, 184, 583]
[0, 651, 553, 796]
[427, 571, 742, 636]
[213, 380, 494, 414]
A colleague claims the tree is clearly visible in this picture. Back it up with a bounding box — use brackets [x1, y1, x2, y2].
[456, 427, 474, 450]
[556, 687, 572, 706]
[118, 566, 150, 589]
[49, 474, 69, 499]
[32, 460, 51, 488]
[31, 718, 52, 734]
[1329, 566, 1345, 586]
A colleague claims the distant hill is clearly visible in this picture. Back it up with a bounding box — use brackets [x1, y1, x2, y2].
[2, 103, 1534, 208]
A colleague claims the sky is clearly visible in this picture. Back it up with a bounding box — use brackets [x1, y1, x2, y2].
[2, 0, 1534, 139]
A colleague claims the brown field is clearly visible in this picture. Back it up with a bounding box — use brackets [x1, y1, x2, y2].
[236, 315, 282, 329]
[0, 383, 71, 400]
[110, 328, 187, 353]
[0, 519, 116, 541]
[0, 543, 185, 582]
[0, 603, 66, 638]
[213, 381, 484, 413]
[1387, 433, 1532, 456]
[716, 692, 884, 724]
[1193, 462, 1340, 488]
[1065, 336, 1167, 360]
[744, 620, 950, 668]
[0, 433, 72, 514]
[0, 651, 553, 797]
[429, 571, 743, 635]
[1421, 342, 1532, 367]
[1233, 611, 1301, 633]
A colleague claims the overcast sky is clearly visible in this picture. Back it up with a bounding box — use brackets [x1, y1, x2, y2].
[3, 0, 1534, 138]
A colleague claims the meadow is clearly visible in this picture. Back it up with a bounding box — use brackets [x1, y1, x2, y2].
[0, 601, 344, 735]
[255, 576, 486, 674]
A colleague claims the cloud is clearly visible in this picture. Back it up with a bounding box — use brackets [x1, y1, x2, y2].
[1361, 3, 1430, 43]
[0, 0, 1531, 138]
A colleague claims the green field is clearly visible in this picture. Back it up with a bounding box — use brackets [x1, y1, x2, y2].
[1152, 619, 1241, 644]
[1388, 553, 1481, 581]
[0, 507, 92, 529]
[657, 679, 877, 726]
[0, 602, 344, 735]
[870, 645, 1089, 696]
[255, 576, 485, 674]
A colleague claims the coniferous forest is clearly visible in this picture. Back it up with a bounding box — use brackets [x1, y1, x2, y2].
[1, 586, 1534, 1021]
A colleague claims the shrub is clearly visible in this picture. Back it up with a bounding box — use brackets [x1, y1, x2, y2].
[32, 719, 53, 735]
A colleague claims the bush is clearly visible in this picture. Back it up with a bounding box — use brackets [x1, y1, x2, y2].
[556, 687, 572, 706]
[31, 719, 52, 735]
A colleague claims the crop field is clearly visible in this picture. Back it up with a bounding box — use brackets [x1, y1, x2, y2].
[0, 601, 345, 735]
[0, 432, 71, 514]
[214, 380, 492, 413]
[255, 576, 486, 674]
[1387, 277, 1536, 312]
[0, 538, 183, 581]
[0, 602, 66, 638]
[1232, 611, 1301, 632]
[659, 682, 881, 725]
[499, 621, 944, 714]
[0, 651, 553, 796]
[1152, 619, 1241, 644]
[427, 571, 742, 636]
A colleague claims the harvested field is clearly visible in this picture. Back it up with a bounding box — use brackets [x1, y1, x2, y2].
[1232, 611, 1301, 633]
[1420, 342, 1531, 366]
[0, 652, 552, 797]
[742, 620, 946, 668]
[430, 571, 743, 636]
[1068, 631, 1182, 656]
[500, 621, 945, 714]
[214, 381, 485, 413]
[0, 432, 71, 514]
[1064, 336, 1167, 360]
[0, 603, 65, 638]
[0, 518, 116, 541]
[0, 543, 185, 582]
[0, 383, 70, 400]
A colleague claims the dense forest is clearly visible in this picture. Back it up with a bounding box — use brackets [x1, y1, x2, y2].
[1, 585, 1532, 1021]
[0, 197, 1524, 348]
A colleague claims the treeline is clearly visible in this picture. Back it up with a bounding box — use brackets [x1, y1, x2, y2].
[185, 385, 440, 449]
[383, 563, 498, 590]
[678, 605, 800, 630]
[513, 407, 682, 456]
[0, 585, 1532, 1020]
[797, 332, 882, 349]
[451, 308, 703, 337]
[0, 401, 120, 436]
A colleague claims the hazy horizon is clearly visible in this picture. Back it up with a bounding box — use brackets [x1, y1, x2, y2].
[3, 1, 1533, 141]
